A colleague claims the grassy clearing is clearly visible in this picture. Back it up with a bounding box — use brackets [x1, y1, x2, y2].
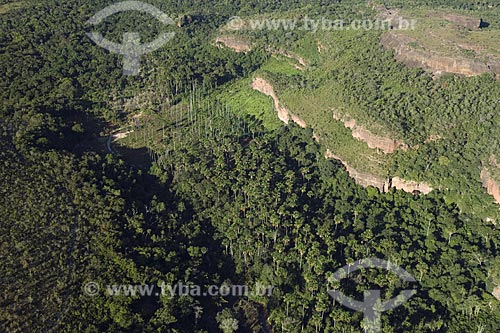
[213, 77, 283, 131]
[261, 56, 303, 75]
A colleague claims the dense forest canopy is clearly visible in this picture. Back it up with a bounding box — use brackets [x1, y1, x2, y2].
[1, 0, 499, 332]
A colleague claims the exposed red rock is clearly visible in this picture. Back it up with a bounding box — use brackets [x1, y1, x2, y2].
[389, 177, 433, 195]
[381, 32, 500, 76]
[481, 167, 500, 205]
[215, 35, 252, 53]
[271, 49, 307, 70]
[493, 286, 500, 301]
[251, 77, 308, 128]
[290, 113, 307, 128]
[253, 80, 431, 196]
[332, 112, 406, 154]
[251, 77, 289, 124]
[325, 150, 433, 194]
[325, 150, 387, 190]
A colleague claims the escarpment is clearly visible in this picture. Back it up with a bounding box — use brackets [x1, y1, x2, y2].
[481, 167, 500, 205]
[325, 150, 434, 194]
[325, 150, 387, 190]
[253, 78, 433, 196]
[290, 114, 307, 128]
[271, 49, 307, 70]
[388, 177, 433, 195]
[215, 35, 252, 53]
[381, 32, 500, 76]
[332, 112, 406, 154]
[493, 286, 500, 301]
[251, 77, 306, 127]
[251, 77, 289, 123]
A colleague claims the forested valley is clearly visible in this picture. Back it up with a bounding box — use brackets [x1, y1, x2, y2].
[1, 0, 500, 332]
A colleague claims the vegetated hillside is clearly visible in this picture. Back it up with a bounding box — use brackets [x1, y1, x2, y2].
[1, 0, 500, 332]
[378, 7, 500, 77]
[5, 98, 500, 331]
[381, 0, 500, 11]
[0, 128, 240, 332]
[0, 0, 266, 131]
[218, 1, 500, 217]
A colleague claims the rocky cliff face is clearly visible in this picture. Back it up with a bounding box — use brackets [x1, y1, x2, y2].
[325, 150, 433, 194]
[333, 112, 406, 154]
[493, 286, 500, 301]
[325, 150, 388, 190]
[271, 49, 307, 70]
[381, 32, 500, 76]
[290, 114, 307, 128]
[389, 177, 433, 195]
[253, 79, 432, 195]
[252, 77, 289, 123]
[481, 167, 500, 205]
[215, 36, 252, 53]
[251, 77, 307, 127]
